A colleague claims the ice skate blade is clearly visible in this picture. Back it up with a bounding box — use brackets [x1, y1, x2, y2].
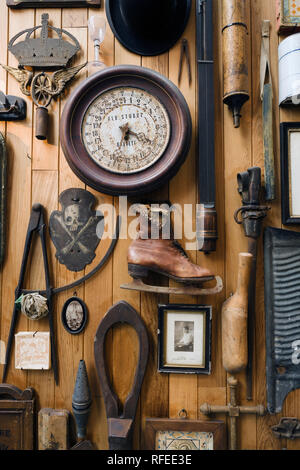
[121, 276, 223, 296]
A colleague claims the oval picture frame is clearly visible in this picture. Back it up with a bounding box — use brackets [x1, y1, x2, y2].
[61, 297, 88, 335]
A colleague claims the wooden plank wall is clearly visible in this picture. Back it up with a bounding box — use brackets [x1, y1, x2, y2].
[0, 0, 298, 450]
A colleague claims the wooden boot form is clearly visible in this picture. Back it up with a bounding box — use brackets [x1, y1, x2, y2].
[222, 252, 252, 374]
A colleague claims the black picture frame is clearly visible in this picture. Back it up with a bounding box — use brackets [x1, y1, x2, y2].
[158, 304, 212, 375]
[280, 122, 300, 224]
[61, 296, 88, 335]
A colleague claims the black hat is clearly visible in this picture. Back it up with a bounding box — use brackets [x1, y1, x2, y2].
[106, 0, 191, 56]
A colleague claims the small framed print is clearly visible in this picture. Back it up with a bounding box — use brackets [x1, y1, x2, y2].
[61, 297, 88, 335]
[15, 332, 50, 370]
[280, 122, 300, 224]
[277, 0, 300, 34]
[158, 304, 212, 374]
[145, 418, 226, 451]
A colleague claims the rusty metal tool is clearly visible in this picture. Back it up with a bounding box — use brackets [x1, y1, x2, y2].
[0, 91, 26, 121]
[200, 376, 266, 450]
[234, 167, 270, 400]
[2, 204, 58, 384]
[178, 38, 192, 86]
[271, 418, 300, 440]
[260, 20, 275, 201]
[2, 207, 121, 385]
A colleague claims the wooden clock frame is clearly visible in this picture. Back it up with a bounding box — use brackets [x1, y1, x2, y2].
[60, 65, 192, 196]
[7, 0, 101, 7]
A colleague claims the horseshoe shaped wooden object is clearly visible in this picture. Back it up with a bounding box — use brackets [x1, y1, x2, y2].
[94, 301, 149, 450]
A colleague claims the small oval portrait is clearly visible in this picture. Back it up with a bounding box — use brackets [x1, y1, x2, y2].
[61, 297, 88, 335]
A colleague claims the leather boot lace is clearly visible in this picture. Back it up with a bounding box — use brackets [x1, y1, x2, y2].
[172, 240, 189, 259]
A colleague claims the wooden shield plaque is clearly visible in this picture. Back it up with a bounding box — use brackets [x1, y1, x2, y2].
[0, 385, 35, 450]
[49, 188, 104, 272]
[7, 0, 101, 7]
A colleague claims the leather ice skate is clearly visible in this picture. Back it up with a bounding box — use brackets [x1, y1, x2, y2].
[121, 205, 223, 296]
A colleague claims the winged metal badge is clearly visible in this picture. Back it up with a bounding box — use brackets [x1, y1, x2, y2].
[1, 63, 86, 107]
[1, 65, 32, 96]
[31, 63, 87, 106]
[51, 64, 87, 95]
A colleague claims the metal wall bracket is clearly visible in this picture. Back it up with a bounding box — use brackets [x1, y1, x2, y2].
[0, 91, 26, 121]
[272, 418, 300, 440]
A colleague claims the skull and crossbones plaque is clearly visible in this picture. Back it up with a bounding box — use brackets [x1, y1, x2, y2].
[49, 188, 104, 272]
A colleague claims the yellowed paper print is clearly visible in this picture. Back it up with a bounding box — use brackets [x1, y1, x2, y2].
[156, 430, 214, 450]
[15, 332, 50, 370]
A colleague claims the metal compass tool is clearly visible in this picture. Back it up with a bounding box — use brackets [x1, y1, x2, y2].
[2, 204, 121, 385]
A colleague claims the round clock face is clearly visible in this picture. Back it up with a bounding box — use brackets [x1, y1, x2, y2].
[61, 65, 192, 196]
[81, 87, 171, 174]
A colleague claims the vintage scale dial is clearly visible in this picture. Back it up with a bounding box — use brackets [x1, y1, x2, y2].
[61, 65, 192, 196]
[82, 87, 171, 174]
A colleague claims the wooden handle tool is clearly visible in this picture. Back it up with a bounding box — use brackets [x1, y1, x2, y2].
[222, 252, 253, 374]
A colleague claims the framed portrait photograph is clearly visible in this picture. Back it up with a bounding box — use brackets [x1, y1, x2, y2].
[280, 122, 300, 224]
[158, 304, 212, 374]
[145, 418, 226, 451]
